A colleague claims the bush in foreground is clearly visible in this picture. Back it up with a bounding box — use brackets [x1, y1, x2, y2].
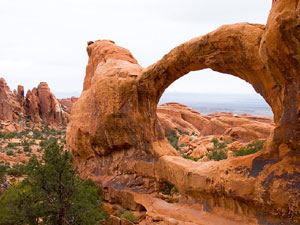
[0, 140, 108, 225]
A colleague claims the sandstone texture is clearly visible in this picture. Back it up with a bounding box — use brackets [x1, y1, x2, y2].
[67, 1, 300, 224]
[0, 78, 68, 128]
[24, 82, 68, 125]
[158, 102, 274, 143]
[0, 78, 24, 121]
[158, 103, 274, 160]
[58, 97, 78, 113]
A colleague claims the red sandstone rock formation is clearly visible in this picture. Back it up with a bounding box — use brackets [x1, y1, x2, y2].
[67, 1, 300, 224]
[158, 102, 274, 143]
[24, 82, 69, 126]
[158, 103, 275, 160]
[0, 78, 24, 121]
[0, 78, 69, 127]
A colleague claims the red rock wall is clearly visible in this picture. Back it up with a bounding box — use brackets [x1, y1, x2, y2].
[0, 78, 69, 126]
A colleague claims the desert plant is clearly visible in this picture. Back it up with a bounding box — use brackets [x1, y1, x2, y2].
[207, 138, 228, 161]
[207, 149, 228, 161]
[0, 132, 17, 140]
[0, 161, 9, 183]
[7, 142, 20, 148]
[6, 150, 14, 156]
[0, 140, 108, 225]
[32, 130, 42, 139]
[182, 154, 203, 161]
[165, 130, 179, 150]
[7, 163, 26, 177]
[161, 182, 179, 196]
[23, 146, 31, 153]
[233, 140, 265, 156]
[39, 137, 57, 149]
[120, 210, 135, 223]
[178, 130, 189, 135]
[21, 139, 34, 147]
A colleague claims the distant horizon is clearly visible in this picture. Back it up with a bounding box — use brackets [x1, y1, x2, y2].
[1, 76, 265, 99]
[1, 76, 273, 118]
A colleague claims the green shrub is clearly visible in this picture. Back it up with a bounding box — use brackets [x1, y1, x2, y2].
[165, 130, 179, 150]
[6, 150, 14, 156]
[161, 182, 179, 196]
[39, 137, 57, 148]
[0, 161, 9, 183]
[233, 140, 265, 156]
[33, 130, 43, 139]
[207, 149, 228, 161]
[182, 154, 203, 161]
[42, 125, 51, 136]
[0, 132, 17, 139]
[7, 142, 20, 148]
[178, 130, 189, 135]
[5, 132, 17, 139]
[60, 137, 66, 144]
[212, 138, 227, 149]
[7, 163, 26, 177]
[23, 146, 31, 153]
[207, 138, 228, 161]
[120, 210, 135, 223]
[21, 139, 33, 147]
[0, 132, 5, 138]
[0, 140, 108, 225]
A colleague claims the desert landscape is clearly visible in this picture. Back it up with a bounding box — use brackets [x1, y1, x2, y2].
[1, 0, 300, 224]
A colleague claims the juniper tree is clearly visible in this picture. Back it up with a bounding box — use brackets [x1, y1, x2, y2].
[0, 139, 107, 225]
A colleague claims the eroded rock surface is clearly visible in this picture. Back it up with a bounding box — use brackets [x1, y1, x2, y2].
[158, 102, 274, 143]
[0, 78, 24, 121]
[158, 102, 274, 160]
[0, 78, 68, 127]
[67, 1, 300, 224]
[58, 97, 78, 113]
[24, 82, 68, 125]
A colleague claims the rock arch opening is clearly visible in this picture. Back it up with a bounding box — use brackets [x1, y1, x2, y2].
[156, 69, 275, 161]
[159, 69, 273, 117]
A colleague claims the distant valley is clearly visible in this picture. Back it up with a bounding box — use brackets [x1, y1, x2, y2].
[159, 92, 273, 118]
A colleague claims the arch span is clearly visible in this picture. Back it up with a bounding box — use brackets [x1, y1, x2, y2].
[67, 1, 300, 223]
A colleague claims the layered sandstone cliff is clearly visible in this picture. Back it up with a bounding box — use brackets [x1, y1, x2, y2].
[0, 79, 69, 128]
[0, 78, 24, 122]
[67, 1, 300, 224]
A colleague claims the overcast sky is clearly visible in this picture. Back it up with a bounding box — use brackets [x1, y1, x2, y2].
[0, 0, 272, 98]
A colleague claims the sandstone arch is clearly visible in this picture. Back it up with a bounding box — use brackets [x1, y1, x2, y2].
[67, 1, 300, 224]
